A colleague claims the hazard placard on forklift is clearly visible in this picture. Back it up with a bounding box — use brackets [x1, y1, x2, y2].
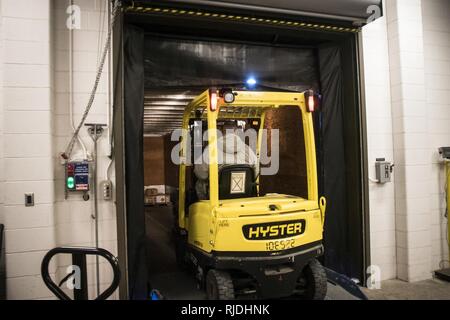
[230, 171, 246, 194]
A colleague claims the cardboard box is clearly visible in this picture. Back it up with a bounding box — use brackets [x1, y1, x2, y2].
[156, 195, 166, 204]
[145, 193, 170, 206]
[145, 195, 156, 206]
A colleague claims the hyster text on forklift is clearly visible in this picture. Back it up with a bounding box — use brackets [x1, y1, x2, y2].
[173, 87, 328, 299]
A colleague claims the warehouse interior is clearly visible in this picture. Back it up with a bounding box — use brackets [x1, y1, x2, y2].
[0, 0, 449, 302]
[115, 2, 370, 299]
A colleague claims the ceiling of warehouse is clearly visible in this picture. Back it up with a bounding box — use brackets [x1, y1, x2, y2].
[143, 89, 201, 136]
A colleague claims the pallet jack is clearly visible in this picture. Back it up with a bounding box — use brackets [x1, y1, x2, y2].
[41, 247, 121, 300]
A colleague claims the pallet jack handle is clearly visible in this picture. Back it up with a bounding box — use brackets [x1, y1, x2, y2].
[41, 247, 121, 300]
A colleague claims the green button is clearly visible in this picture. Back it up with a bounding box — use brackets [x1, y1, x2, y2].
[67, 177, 75, 189]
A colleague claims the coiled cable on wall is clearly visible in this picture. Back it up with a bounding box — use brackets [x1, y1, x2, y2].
[63, 0, 121, 161]
[68, 0, 88, 161]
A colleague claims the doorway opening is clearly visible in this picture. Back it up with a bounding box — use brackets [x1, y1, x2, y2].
[114, 7, 369, 299]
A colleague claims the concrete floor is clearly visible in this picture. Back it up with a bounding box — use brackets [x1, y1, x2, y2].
[362, 279, 450, 300]
[145, 206, 450, 300]
[145, 205, 206, 300]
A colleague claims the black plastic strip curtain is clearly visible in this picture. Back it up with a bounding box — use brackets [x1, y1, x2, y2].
[144, 38, 319, 90]
[123, 31, 363, 292]
[318, 45, 350, 276]
[123, 25, 149, 299]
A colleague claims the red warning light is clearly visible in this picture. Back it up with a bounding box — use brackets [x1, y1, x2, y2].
[210, 92, 218, 111]
[305, 90, 317, 113]
[308, 95, 315, 112]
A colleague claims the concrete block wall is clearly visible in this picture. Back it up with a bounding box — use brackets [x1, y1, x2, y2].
[0, 0, 117, 299]
[363, 0, 449, 282]
[0, 0, 4, 228]
[1, 0, 57, 299]
[52, 0, 117, 300]
[362, 2, 397, 281]
[421, 0, 450, 270]
[387, 0, 433, 282]
[362, 0, 449, 282]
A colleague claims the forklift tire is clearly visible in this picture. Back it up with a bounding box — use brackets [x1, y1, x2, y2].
[206, 269, 234, 300]
[297, 259, 327, 300]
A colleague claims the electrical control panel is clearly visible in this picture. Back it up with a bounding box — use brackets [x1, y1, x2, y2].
[439, 147, 450, 160]
[65, 162, 90, 198]
[375, 158, 393, 184]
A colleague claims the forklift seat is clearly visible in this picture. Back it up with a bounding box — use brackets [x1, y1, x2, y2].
[219, 164, 257, 200]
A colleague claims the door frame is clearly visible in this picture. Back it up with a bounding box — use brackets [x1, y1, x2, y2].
[112, 9, 372, 299]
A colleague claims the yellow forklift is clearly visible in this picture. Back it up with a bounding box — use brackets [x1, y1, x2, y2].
[173, 87, 328, 299]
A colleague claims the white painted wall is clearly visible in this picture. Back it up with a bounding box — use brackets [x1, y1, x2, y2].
[362, 2, 397, 281]
[1, 0, 117, 299]
[0, 0, 4, 229]
[421, 0, 450, 271]
[52, 0, 117, 300]
[363, 0, 449, 282]
[2, 0, 57, 299]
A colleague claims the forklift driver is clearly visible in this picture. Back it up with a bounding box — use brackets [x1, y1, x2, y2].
[194, 123, 258, 200]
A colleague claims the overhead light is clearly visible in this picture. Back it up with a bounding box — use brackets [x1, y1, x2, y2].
[246, 77, 257, 87]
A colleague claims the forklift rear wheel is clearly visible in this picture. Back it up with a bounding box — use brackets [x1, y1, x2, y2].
[206, 269, 235, 300]
[296, 259, 327, 300]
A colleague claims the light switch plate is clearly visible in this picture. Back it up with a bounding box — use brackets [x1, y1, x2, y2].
[25, 193, 34, 207]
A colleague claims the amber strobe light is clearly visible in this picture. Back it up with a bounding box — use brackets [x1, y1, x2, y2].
[308, 90, 316, 112]
[210, 91, 218, 111]
[306, 90, 315, 112]
[308, 95, 315, 112]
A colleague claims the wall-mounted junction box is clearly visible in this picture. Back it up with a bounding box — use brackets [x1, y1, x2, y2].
[439, 147, 450, 160]
[375, 158, 393, 184]
[101, 180, 113, 200]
